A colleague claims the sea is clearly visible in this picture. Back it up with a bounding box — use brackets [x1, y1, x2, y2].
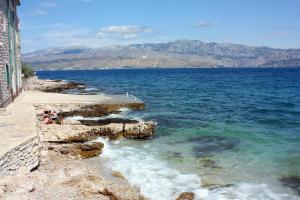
[37, 68, 300, 200]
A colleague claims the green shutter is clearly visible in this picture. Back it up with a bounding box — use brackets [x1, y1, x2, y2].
[6, 65, 10, 84]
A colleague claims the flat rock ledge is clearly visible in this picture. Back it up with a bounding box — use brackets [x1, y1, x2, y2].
[28, 78, 85, 93]
[40, 121, 155, 143]
[50, 142, 104, 159]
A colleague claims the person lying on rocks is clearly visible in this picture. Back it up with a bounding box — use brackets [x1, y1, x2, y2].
[50, 110, 58, 120]
[43, 115, 53, 125]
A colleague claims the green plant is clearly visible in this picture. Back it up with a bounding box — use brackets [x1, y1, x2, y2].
[21, 62, 34, 78]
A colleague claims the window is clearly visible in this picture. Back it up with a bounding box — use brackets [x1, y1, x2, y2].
[6, 65, 10, 85]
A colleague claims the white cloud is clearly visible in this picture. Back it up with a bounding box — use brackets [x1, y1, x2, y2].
[98, 25, 152, 40]
[265, 31, 288, 39]
[195, 21, 218, 28]
[40, 2, 58, 8]
[100, 25, 151, 34]
[21, 24, 158, 53]
[123, 34, 138, 39]
[30, 1, 58, 17]
[32, 9, 47, 16]
[96, 32, 106, 38]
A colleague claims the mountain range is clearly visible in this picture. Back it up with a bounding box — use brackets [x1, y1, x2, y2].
[22, 39, 300, 70]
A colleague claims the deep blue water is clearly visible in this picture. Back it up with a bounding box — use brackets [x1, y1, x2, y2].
[37, 68, 300, 199]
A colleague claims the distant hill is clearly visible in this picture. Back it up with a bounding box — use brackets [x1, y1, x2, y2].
[22, 40, 300, 70]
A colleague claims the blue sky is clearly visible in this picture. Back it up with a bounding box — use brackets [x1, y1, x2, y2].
[19, 0, 300, 53]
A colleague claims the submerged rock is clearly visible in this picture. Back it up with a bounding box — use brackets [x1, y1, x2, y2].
[57, 142, 104, 159]
[202, 182, 234, 190]
[280, 176, 300, 194]
[191, 136, 240, 157]
[197, 157, 222, 169]
[176, 192, 195, 200]
[166, 151, 183, 158]
[111, 171, 126, 180]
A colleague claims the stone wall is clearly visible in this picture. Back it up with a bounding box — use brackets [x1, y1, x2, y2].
[0, 0, 11, 107]
[0, 0, 22, 107]
[0, 136, 39, 176]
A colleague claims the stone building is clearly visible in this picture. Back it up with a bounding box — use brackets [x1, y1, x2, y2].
[0, 0, 22, 107]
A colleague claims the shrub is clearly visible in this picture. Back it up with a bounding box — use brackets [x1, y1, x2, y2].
[22, 62, 34, 78]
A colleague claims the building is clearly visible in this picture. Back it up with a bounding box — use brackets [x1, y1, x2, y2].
[0, 0, 22, 107]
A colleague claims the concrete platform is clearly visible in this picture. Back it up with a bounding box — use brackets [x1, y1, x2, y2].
[22, 91, 144, 104]
[0, 91, 144, 172]
[0, 94, 37, 156]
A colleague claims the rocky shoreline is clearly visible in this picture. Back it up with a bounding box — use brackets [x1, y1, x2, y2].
[0, 78, 156, 200]
[27, 78, 86, 93]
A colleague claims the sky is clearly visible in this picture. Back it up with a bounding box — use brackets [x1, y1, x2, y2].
[19, 0, 300, 53]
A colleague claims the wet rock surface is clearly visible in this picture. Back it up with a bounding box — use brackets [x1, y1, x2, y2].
[176, 192, 195, 200]
[123, 122, 155, 139]
[80, 118, 139, 126]
[59, 107, 120, 118]
[190, 136, 240, 157]
[280, 176, 300, 194]
[59, 103, 144, 118]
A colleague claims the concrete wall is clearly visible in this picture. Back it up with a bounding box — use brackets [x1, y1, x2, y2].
[0, 0, 22, 107]
[0, 137, 39, 176]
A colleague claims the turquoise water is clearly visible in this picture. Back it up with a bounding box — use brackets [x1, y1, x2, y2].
[38, 68, 300, 199]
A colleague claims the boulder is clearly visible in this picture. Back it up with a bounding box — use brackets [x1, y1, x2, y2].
[58, 142, 104, 159]
[123, 122, 155, 139]
[280, 176, 300, 194]
[64, 175, 146, 200]
[111, 171, 126, 180]
[176, 192, 195, 200]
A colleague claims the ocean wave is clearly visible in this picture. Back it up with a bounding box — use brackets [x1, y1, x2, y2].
[96, 137, 300, 200]
[84, 87, 98, 91]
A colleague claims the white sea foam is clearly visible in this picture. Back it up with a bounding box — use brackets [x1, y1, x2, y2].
[96, 137, 210, 199]
[118, 107, 131, 113]
[96, 137, 300, 200]
[84, 87, 98, 91]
